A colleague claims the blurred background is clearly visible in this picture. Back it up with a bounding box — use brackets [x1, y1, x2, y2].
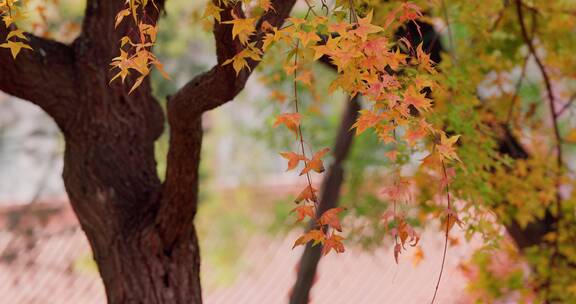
[4, 0, 572, 303]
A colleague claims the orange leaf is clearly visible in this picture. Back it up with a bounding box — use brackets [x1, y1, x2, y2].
[322, 233, 345, 255]
[273, 113, 301, 135]
[319, 207, 346, 232]
[291, 205, 315, 222]
[300, 147, 330, 175]
[352, 110, 383, 135]
[293, 229, 325, 249]
[280, 151, 306, 171]
[295, 185, 318, 203]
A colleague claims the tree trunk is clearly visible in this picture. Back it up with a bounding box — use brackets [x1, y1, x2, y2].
[0, 1, 296, 302]
[57, 74, 204, 303]
[290, 97, 360, 304]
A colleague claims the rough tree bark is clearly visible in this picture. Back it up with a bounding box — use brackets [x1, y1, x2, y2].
[0, 0, 295, 303]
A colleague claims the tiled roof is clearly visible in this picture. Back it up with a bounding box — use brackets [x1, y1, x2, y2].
[0, 202, 474, 304]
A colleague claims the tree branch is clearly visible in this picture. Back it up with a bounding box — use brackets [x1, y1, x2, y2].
[156, 0, 296, 246]
[0, 23, 77, 125]
[169, 0, 297, 119]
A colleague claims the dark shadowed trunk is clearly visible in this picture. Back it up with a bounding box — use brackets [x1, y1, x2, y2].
[1, 0, 296, 303]
[290, 97, 360, 304]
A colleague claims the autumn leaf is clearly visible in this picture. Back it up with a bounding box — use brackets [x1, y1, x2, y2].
[295, 185, 318, 203]
[322, 234, 345, 255]
[202, 2, 223, 22]
[0, 40, 33, 58]
[350, 11, 383, 41]
[437, 133, 461, 162]
[293, 229, 325, 249]
[319, 207, 346, 232]
[352, 110, 383, 135]
[273, 113, 301, 135]
[300, 147, 330, 175]
[291, 205, 315, 222]
[403, 85, 432, 112]
[297, 31, 320, 47]
[6, 29, 27, 40]
[223, 16, 256, 45]
[280, 151, 306, 171]
[222, 44, 262, 75]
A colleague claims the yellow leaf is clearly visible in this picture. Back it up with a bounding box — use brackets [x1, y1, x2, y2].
[202, 2, 223, 22]
[0, 40, 33, 58]
[7, 29, 27, 40]
[223, 17, 256, 45]
[115, 8, 131, 28]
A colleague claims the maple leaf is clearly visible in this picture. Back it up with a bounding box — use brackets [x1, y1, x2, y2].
[7, 29, 27, 40]
[416, 43, 436, 74]
[352, 110, 383, 135]
[291, 205, 315, 223]
[405, 126, 427, 146]
[300, 147, 330, 175]
[223, 16, 256, 45]
[322, 234, 345, 255]
[280, 151, 305, 171]
[319, 207, 346, 232]
[0, 40, 32, 58]
[437, 133, 461, 162]
[293, 229, 325, 249]
[328, 21, 350, 35]
[385, 48, 408, 71]
[297, 31, 320, 47]
[403, 85, 432, 112]
[350, 11, 383, 41]
[273, 113, 301, 135]
[202, 2, 223, 22]
[295, 185, 318, 203]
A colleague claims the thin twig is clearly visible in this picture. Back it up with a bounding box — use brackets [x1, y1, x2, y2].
[516, 1, 563, 301]
[506, 54, 530, 124]
[431, 158, 452, 304]
[555, 93, 576, 117]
